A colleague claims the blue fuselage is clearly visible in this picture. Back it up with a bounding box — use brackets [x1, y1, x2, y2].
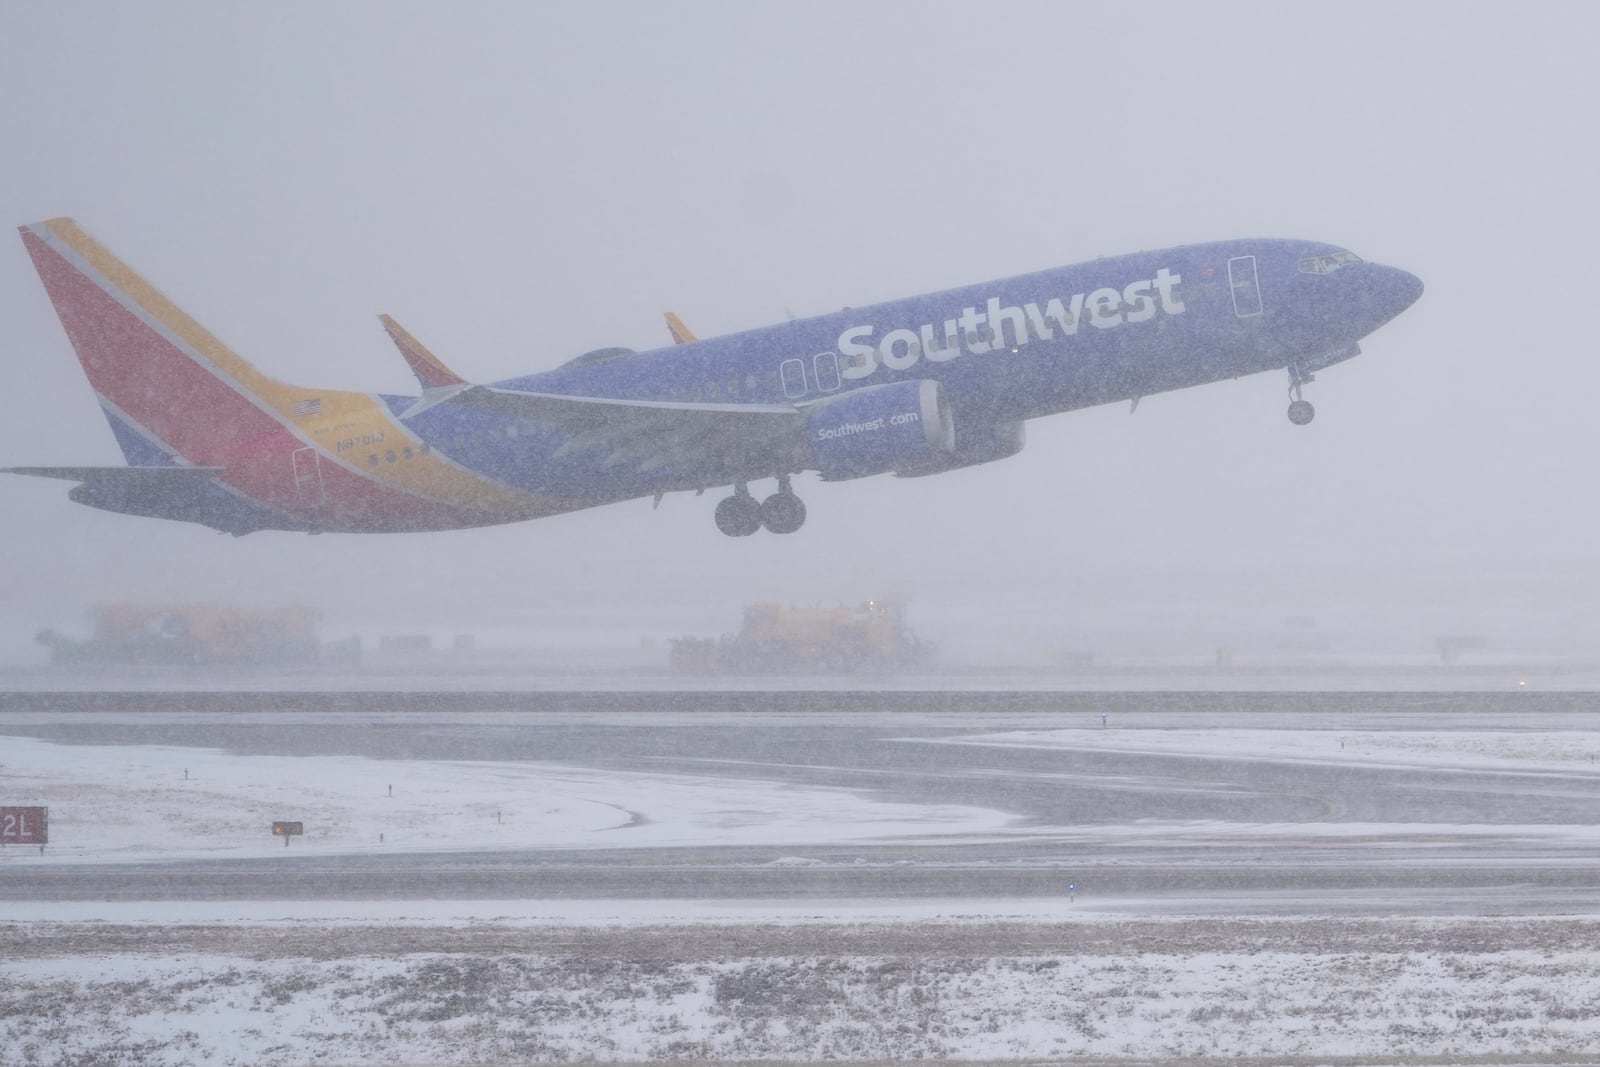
[394, 237, 1422, 504]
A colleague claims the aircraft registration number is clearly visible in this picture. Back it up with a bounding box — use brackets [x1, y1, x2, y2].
[335, 432, 385, 453]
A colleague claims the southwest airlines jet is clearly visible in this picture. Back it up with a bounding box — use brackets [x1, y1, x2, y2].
[6, 219, 1422, 537]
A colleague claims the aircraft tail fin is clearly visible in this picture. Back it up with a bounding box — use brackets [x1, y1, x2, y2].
[17, 218, 323, 466]
[380, 314, 467, 389]
[664, 311, 697, 345]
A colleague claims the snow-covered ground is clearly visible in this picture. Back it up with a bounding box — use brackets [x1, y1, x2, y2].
[6, 723, 1600, 1064]
[7, 723, 1600, 865]
[8, 915, 1600, 1065]
[0, 735, 1013, 863]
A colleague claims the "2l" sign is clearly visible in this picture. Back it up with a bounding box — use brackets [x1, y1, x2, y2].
[1, 806, 48, 845]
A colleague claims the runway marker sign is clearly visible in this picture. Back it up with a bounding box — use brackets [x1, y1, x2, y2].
[2, 806, 48, 845]
[272, 821, 304, 846]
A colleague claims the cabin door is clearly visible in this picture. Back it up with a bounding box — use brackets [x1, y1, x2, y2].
[780, 358, 808, 398]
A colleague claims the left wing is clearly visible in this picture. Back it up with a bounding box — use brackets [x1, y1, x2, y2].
[380, 314, 466, 389]
[379, 315, 810, 476]
[380, 315, 476, 418]
[446, 386, 809, 474]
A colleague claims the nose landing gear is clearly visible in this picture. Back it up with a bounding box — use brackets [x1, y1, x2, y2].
[715, 476, 807, 536]
[1286, 363, 1316, 426]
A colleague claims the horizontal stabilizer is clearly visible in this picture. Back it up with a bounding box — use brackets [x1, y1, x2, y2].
[3, 465, 224, 484]
[380, 314, 467, 389]
[1, 465, 277, 533]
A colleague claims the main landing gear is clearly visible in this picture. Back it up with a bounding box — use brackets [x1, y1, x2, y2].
[715, 476, 807, 537]
[1286, 363, 1316, 426]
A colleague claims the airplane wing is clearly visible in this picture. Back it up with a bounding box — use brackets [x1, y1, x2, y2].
[445, 386, 809, 474]
[3, 465, 225, 484]
[380, 315, 478, 419]
[376, 313, 809, 475]
[379, 314, 466, 388]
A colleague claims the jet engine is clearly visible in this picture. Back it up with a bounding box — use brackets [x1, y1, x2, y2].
[895, 419, 1025, 477]
[806, 379, 954, 481]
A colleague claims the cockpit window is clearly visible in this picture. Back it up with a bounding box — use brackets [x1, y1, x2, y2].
[1298, 250, 1364, 275]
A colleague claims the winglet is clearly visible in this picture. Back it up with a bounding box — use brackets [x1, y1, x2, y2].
[380, 314, 467, 389]
[664, 312, 697, 345]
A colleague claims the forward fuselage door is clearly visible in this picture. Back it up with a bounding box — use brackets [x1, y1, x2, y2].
[1227, 255, 1264, 318]
[780, 358, 808, 399]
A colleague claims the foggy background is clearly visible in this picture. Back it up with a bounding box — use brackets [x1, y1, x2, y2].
[0, 2, 1594, 669]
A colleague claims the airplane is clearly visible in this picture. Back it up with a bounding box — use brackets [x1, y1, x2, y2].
[5, 218, 1422, 538]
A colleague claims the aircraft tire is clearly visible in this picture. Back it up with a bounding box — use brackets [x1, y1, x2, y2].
[1287, 399, 1316, 425]
[759, 492, 806, 535]
[715, 492, 762, 537]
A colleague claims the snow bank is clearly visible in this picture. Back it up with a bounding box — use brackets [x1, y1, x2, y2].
[6, 919, 1600, 1065]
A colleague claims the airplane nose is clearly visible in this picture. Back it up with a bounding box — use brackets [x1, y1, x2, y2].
[1351, 263, 1424, 331]
[1386, 265, 1424, 311]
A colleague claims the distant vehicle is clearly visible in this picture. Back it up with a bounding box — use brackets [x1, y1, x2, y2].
[6, 219, 1421, 537]
[36, 603, 324, 666]
[670, 600, 930, 674]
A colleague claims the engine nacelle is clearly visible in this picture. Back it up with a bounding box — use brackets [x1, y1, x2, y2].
[806, 379, 954, 481]
[895, 419, 1025, 478]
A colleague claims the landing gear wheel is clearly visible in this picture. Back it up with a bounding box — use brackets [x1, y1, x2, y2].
[759, 491, 806, 534]
[714, 489, 762, 537]
[1286, 362, 1316, 426]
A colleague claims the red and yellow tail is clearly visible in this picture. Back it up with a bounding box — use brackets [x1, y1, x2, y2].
[18, 218, 330, 467]
[17, 218, 549, 532]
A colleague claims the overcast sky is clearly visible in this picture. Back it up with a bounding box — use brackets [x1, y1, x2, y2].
[1, 3, 1595, 661]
